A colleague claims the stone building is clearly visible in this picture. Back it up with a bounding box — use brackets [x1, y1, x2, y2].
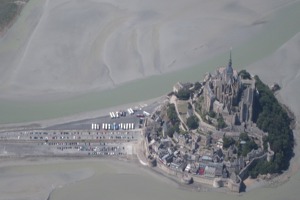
[202, 51, 256, 125]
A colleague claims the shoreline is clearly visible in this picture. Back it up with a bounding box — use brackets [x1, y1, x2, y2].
[0, 95, 164, 129]
[0, 91, 298, 198]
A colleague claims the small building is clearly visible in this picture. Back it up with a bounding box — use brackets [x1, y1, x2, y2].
[205, 135, 211, 147]
[170, 161, 186, 172]
[162, 153, 173, 165]
[204, 166, 216, 178]
[161, 138, 172, 148]
[216, 138, 223, 149]
[173, 132, 180, 143]
[201, 155, 213, 162]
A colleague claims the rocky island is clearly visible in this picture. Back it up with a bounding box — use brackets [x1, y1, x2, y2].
[142, 52, 294, 192]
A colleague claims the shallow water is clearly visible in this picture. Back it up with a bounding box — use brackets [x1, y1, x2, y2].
[1, 1, 300, 124]
[7, 159, 292, 200]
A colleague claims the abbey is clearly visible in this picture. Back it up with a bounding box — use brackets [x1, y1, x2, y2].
[203, 51, 256, 126]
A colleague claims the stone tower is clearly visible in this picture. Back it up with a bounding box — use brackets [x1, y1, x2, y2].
[224, 50, 233, 83]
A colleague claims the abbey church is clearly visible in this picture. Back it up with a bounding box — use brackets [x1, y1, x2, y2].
[202, 52, 256, 126]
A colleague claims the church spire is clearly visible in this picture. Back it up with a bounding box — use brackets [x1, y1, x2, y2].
[225, 48, 233, 82]
[228, 48, 232, 68]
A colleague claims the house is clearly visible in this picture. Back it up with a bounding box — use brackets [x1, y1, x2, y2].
[170, 159, 186, 172]
[151, 142, 163, 153]
[192, 134, 201, 143]
[204, 166, 216, 178]
[190, 163, 200, 174]
[216, 138, 223, 149]
[161, 138, 172, 148]
[178, 134, 188, 147]
[214, 164, 224, 177]
[162, 153, 173, 165]
[173, 132, 180, 143]
[162, 123, 168, 137]
[201, 155, 213, 162]
[191, 142, 199, 151]
[205, 135, 211, 146]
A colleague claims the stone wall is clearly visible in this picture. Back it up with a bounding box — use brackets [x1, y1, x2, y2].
[239, 153, 267, 180]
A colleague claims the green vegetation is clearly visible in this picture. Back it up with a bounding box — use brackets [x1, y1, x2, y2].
[239, 132, 250, 141]
[167, 103, 179, 124]
[195, 96, 204, 113]
[193, 82, 202, 91]
[237, 133, 258, 157]
[217, 114, 227, 129]
[222, 136, 235, 149]
[249, 159, 274, 178]
[208, 110, 216, 118]
[166, 103, 180, 137]
[0, 0, 24, 31]
[176, 88, 191, 100]
[166, 126, 176, 138]
[186, 115, 199, 130]
[238, 69, 252, 80]
[249, 76, 294, 177]
[187, 102, 192, 110]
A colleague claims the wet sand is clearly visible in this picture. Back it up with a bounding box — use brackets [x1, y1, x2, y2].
[0, 0, 296, 99]
[1, 0, 300, 199]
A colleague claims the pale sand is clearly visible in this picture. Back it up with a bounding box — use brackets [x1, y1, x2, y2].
[0, 0, 296, 99]
[248, 32, 300, 179]
[1, 0, 300, 199]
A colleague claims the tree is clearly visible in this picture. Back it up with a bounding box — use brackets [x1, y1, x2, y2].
[239, 132, 250, 141]
[167, 104, 179, 125]
[186, 116, 199, 130]
[194, 82, 202, 90]
[167, 127, 175, 138]
[248, 76, 294, 177]
[239, 69, 251, 80]
[217, 115, 227, 129]
[239, 140, 258, 157]
[223, 136, 235, 149]
[176, 88, 191, 100]
[208, 110, 216, 118]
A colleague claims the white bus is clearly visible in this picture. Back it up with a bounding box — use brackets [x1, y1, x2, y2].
[129, 108, 134, 114]
[143, 111, 150, 116]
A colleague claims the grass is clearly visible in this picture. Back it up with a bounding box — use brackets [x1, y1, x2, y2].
[176, 100, 188, 123]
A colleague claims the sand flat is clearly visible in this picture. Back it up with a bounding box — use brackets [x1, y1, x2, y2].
[0, 0, 297, 98]
[1, 1, 300, 198]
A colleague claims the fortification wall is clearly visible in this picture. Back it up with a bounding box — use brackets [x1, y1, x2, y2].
[192, 175, 214, 185]
[239, 153, 267, 180]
